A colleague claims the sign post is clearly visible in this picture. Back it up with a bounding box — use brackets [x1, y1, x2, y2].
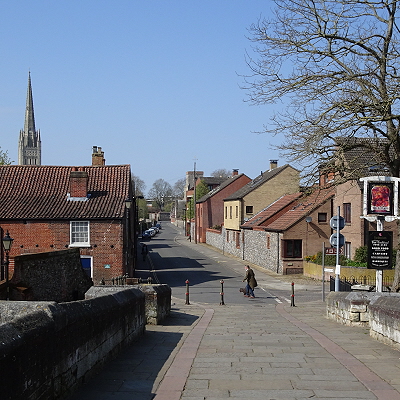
[330, 210, 345, 292]
[360, 176, 400, 292]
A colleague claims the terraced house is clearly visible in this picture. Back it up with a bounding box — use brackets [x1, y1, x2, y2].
[0, 162, 135, 284]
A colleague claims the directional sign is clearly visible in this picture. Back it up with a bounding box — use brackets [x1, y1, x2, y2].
[330, 233, 345, 247]
[330, 216, 345, 230]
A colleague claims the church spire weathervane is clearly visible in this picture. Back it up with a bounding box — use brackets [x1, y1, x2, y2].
[18, 72, 41, 165]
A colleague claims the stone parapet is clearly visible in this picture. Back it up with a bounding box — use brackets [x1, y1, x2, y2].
[0, 287, 145, 400]
[327, 292, 400, 349]
[86, 284, 171, 325]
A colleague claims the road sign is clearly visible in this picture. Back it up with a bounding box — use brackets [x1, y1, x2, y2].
[330, 215, 345, 230]
[330, 233, 345, 247]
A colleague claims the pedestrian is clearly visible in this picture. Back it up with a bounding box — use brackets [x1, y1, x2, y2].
[243, 265, 257, 298]
[141, 244, 149, 261]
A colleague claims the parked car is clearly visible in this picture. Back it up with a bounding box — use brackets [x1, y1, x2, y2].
[142, 230, 152, 240]
[148, 228, 157, 236]
[151, 226, 159, 233]
[156, 223, 162, 229]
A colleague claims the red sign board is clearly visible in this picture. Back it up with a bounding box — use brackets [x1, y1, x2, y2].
[325, 247, 344, 255]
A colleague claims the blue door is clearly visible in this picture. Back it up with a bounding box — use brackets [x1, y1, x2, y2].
[80, 257, 92, 277]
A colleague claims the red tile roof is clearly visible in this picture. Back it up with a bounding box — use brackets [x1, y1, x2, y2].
[241, 187, 335, 232]
[0, 165, 131, 220]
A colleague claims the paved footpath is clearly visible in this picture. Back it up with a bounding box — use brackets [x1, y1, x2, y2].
[67, 227, 400, 400]
[68, 294, 400, 400]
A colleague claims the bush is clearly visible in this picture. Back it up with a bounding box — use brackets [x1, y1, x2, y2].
[305, 251, 348, 266]
[354, 246, 367, 263]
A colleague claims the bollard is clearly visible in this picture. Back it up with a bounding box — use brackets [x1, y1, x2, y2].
[291, 281, 296, 307]
[220, 279, 225, 305]
[185, 279, 190, 305]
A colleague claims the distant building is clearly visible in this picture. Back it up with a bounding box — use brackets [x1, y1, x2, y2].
[18, 72, 41, 166]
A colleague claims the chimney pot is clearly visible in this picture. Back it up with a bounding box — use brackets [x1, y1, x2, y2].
[232, 169, 239, 176]
[92, 145, 106, 166]
[270, 160, 278, 170]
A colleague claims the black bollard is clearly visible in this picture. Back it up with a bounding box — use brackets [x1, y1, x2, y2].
[220, 279, 225, 305]
[291, 281, 296, 307]
[185, 279, 190, 305]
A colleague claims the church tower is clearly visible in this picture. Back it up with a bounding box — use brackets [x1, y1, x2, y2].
[18, 72, 41, 165]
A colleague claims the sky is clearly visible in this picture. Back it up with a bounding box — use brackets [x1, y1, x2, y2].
[0, 1, 286, 195]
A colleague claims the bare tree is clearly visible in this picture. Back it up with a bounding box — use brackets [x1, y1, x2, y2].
[244, 0, 400, 287]
[173, 178, 186, 199]
[211, 169, 231, 179]
[148, 179, 173, 210]
[132, 174, 146, 197]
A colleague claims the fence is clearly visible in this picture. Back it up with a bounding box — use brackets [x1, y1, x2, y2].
[329, 275, 393, 292]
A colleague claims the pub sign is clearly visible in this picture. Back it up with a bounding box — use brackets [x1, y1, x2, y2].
[367, 182, 394, 215]
[367, 231, 393, 269]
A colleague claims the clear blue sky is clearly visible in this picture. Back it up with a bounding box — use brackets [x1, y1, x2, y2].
[0, 1, 285, 195]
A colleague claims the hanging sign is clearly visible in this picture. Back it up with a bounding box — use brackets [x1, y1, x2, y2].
[367, 182, 394, 215]
[367, 231, 393, 269]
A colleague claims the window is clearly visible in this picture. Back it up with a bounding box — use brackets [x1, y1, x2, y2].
[230, 206, 232, 219]
[235, 206, 238, 218]
[283, 239, 302, 258]
[225, 207, 227, 219]
[343, 203, 351, 224]
[344, 242, 351, 259]
[318, 213, 327, 223]
[226, 231, 229, 242]
[70, 221, 90, 247]
[236, 232, 240, 248]
[266, 235, 271, 249]
[245, 206, 253, 214]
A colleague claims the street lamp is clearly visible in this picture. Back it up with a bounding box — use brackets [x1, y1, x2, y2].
[2, 231, 14, 300]
[125, 198, 132, 210]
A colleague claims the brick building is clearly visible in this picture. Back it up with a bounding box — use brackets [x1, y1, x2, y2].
[195, 170, 251, 243]
[223, 161, 300, 231]
[0, 162, 135, 284]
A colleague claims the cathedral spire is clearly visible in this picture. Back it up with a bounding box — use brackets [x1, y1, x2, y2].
[24, 71, 36, 140]
[18, 72, 41, 165]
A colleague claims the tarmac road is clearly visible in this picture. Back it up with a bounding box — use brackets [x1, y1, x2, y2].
[136, 223, 328, 306]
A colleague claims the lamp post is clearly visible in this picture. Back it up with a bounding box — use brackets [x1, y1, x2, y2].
[125, 198, 132, 276]
[2, 231, 14, 300]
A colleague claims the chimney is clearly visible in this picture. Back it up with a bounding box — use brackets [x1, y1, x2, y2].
[69, 167, 88, 198]
[92, 146, 105, 166]
[270, 160, 278, 170]
[232, 169, 239, 176]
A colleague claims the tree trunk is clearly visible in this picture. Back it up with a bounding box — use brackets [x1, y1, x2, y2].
[391, 220, 400, 291]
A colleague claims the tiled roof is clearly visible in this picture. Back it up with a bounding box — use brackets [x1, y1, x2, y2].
[0, 165, 131, 220]
[242, 187, 335, 232]
[224, 165, 297, 201]
[241, 192, 302, 228]
[336, 137, 391, 179]
[197, 174, 247, 203]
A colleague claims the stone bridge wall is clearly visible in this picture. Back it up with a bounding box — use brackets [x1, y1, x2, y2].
[327, 292, 400, 350]
[0, 284, 171, 400]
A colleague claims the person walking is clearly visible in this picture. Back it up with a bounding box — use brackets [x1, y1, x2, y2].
[243, 265, 257, 298]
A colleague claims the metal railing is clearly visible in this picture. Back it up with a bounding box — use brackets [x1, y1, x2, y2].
[329, 275, 392, 292]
